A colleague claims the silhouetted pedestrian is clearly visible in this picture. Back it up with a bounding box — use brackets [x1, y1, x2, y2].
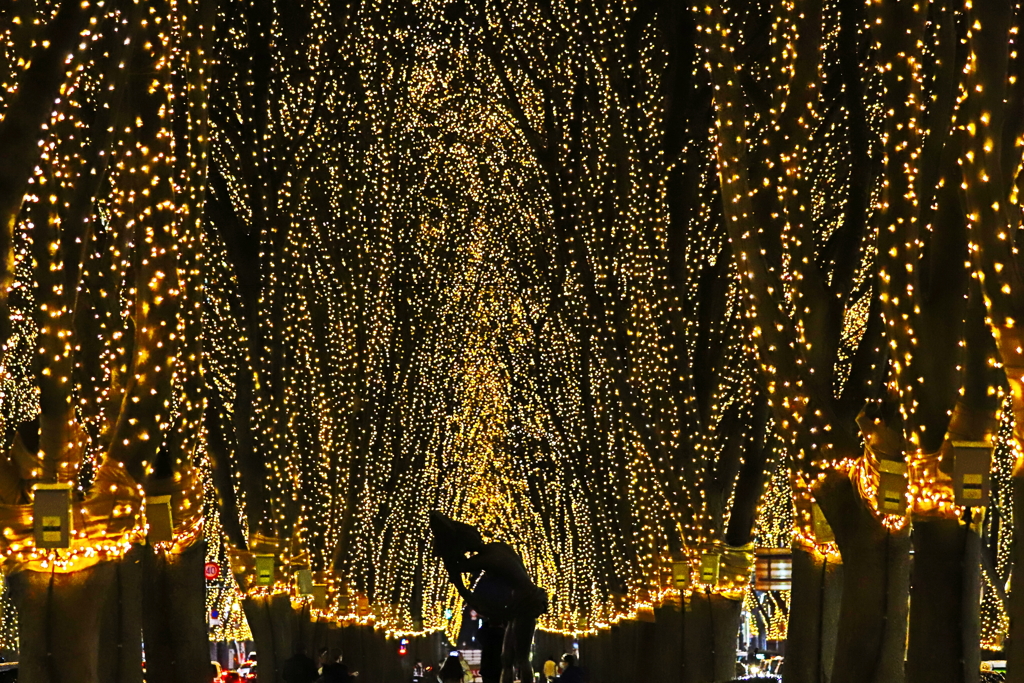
[283, 645, 319, 683]
[559, 654, 584, 683]
[320, 650, 352, 683]
[542, 655, 558, 682]
[438, 654, 467, 683]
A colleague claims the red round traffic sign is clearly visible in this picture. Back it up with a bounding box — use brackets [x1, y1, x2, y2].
[204, 561, 221, 580]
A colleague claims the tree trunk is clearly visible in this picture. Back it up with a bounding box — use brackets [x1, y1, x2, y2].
[816, 471, 911, 683]
[784, 546, 842, 683]
[653, 605, 684, 682]
[8, 562, 116, 683]
[683, 591, 742, 683]
[141, 541, 211, 683]
[98, 546, 144, 683]
[578, 629, 612, 683]
[242, 596, 281, 683]
[1007, 463, 1024, 681]
[616, 620, 642, 683]
[272, 593, 301, 663]
[906, 516, 981, 683]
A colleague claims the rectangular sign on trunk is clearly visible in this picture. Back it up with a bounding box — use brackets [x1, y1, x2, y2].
[312, 583, 328, 609]
[952, 441, 992, 507]
[254, 554, 276, 586]
[33, 483, 73, 549]
[146, 495, 174, 543]
[700, 553, 720, 584]
[671, 560, 690, 590]
[876, 458, 908, 515]
[296, 568, 314, 595]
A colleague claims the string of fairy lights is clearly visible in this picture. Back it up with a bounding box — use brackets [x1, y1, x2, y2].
[198, 0, 1024, 644]
[2, 0, 1022, 657]
[198, 0, 801, 639]
[0, 0, 212, 642]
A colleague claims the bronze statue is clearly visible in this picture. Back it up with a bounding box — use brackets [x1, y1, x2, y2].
[430, 512, 548, 683]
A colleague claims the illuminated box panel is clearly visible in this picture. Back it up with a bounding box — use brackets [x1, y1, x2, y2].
[876, 459, 908, 515]
[700, 554, 720, 584]
[254, 554, 275, 586]
[952, 441, 992, 507]
[33, 483, 73, 549]
[146, 495, 174, 543]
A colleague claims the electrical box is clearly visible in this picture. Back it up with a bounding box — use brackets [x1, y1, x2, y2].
[699, 553, 720, 584]
[312, 583, 328, 610]
[671, 561, 690, 590]
[296, 568, 314, 595]
[254, 554, 275, 586]
[952, 440, 993, 507]
[33, 483, 73, 549]
[876, 458, 908, 515]
[146, 495, 174, 543]
[356, 594, 370, 617]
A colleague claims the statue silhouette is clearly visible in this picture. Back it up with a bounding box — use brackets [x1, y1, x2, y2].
[430, 512, 548, 683]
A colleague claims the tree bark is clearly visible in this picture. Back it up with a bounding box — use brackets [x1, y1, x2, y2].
[653, 605, 684, 682]
[242, 596, 281, 683]
[141, 541, 211, 683]
[98, 546, 144, 683]
[906, 517, 981, 683]
[683, 591, 742, 683]
[269, 593, 300, 669]
[578, 629, 612, 683]
[816, 472, 911, 683]
[8, 562, 116, 683]
[1005, 463, 1024, 679]
[241, 592, 307, 683]
[784, 546, 842, 683]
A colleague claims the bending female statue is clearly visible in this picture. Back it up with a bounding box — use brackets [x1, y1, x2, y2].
[429, 512, 548, 683]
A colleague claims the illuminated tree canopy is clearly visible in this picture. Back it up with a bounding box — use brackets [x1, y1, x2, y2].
[3, 1, 1024, 683]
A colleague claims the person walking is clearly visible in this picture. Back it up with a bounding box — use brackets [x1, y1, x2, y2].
[542, 655, 558, 682]
[457, 652, 472, 682]
[320, 650, 353, 683]
[282, 645, 319, 683]
[438, 654, 467, 683]
[559, 654, 584, 683]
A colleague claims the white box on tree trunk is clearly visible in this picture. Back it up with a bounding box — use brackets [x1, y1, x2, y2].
[296, 568, 314, 595]
[952, 440, 992, 507]
[312, 583, 328, 609]
[145, 495, 174, 543]
[671, 560, 690, 590]
[254, 554, 275, 586]
[33, 482, 73, 549]
[699, 553, 720, 584]
[876, 458, 908, 515]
